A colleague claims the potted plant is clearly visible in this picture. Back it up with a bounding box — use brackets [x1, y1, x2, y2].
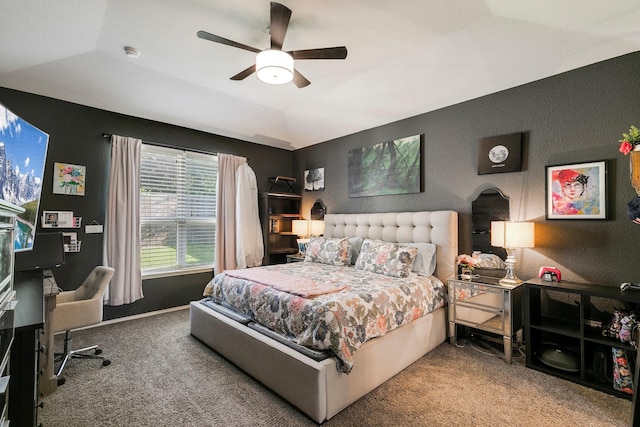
[619, 125, 640, 196]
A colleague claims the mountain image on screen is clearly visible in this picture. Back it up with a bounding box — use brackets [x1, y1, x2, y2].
[0, 103, 49, 251]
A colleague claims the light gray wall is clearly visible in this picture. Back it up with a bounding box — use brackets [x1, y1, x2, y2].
[293, 51, 640, 286]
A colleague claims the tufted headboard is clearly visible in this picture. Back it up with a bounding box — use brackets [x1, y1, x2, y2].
[323, 211, 458, 283]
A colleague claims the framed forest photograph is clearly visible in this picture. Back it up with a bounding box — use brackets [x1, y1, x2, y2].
[348, 134, 423, 198]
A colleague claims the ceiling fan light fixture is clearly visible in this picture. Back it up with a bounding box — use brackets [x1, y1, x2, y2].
[256, 50, 293, 85]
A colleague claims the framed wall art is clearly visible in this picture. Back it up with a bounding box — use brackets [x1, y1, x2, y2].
[304, 167, 324, 191]
[0, 101, 49, 251]
[546, 160, 607, 220]
[477, 132, 523, 175]
[53, 162, 86, 196]
[348, 134, 423, 198]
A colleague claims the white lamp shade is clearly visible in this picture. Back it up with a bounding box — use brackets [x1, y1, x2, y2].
[292, 220, 310, 237]
[491, 221, 535, 248]
[256, 50, 294, 85]
[309, 220, 325, 236]
[490, 221, 506, 247]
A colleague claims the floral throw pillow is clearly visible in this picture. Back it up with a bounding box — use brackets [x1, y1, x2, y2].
[304, 237, 351, 266]
[355, 239, 418, 278]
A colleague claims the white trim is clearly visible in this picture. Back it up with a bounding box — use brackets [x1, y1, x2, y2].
[142, 267, 213, 280]
[55, 305, 189, 335]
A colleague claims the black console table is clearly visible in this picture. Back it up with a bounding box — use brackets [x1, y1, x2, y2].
[10, 270, 45, 427]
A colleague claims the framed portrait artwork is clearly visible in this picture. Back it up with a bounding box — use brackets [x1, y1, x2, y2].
[477, 132, 523, 175]
[546, 160, 607, 220]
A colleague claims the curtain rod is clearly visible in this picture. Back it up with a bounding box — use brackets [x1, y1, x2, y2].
[102, 133, 242, 159]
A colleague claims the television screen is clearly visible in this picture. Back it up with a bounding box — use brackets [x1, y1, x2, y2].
[0, 102, 49, 251]
[14, 232, 65, 272]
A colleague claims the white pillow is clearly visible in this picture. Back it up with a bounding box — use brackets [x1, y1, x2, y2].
[348, 237, 364, 265]
[408, 243, 437, 276]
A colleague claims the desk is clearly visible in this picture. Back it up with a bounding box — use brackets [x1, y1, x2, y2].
[41, 270, 60, 395]
[10, 270, 59, 427]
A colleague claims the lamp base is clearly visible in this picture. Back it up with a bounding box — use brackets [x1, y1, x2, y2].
[296, 238, 310, 257]
[499, 276, 523, 286]
[499, 248, 522, 286]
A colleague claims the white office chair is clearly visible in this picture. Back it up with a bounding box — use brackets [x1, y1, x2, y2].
[50, 266, 115, 382]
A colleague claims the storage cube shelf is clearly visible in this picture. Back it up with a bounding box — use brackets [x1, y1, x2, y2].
[524, 278, 640, 400]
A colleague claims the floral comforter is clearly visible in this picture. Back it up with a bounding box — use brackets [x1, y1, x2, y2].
[203, 262, 447, 373]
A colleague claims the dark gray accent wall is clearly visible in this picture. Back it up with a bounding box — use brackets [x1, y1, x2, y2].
[293, 52, 640, 286]
[0, 87, 293, 320]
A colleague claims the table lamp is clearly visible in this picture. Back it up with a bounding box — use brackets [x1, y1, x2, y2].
[309, 220, 325, 237]
[490, 221, 535, 285]
[292, 220, 311, 256]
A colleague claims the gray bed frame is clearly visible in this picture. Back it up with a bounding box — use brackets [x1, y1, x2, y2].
[190, 210, 458, 423]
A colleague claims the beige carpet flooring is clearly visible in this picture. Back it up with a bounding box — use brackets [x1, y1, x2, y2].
[39, 308, 632, 426]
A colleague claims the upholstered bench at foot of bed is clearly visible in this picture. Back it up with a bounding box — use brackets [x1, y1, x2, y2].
[189, 300, 446, 423]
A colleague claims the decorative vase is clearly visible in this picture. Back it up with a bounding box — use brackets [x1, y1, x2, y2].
[630, 148, 640, 196]
[461, 266, 472, 280]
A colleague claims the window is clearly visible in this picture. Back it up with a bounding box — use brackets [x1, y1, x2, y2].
[139, 144, 217, 274]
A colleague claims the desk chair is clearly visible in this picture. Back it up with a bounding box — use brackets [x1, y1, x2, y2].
[49, 266, 115, 381]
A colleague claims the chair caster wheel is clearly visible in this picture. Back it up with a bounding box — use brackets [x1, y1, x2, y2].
[57, 376, 66, 386]
[103, 359, 111, 367]
[95, 348, 103, 355]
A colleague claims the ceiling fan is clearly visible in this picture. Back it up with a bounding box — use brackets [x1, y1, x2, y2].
[197, 2, 347, 88]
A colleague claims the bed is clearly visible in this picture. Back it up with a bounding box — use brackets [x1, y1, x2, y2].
[190, 210, 458, 423]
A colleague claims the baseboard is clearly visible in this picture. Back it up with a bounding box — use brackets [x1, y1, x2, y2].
[56, 305, 190, 335]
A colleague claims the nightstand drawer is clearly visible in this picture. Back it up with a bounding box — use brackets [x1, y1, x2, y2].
[449, 281, 504, 328]
[450, 282, 504, 309]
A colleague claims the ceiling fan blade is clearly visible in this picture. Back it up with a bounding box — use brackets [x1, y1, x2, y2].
[270, 2, 292, 50]
[290, 47, 348, 60]
[197, 30, 261, 54]
[292, 69, 311, 88]
[230, 65, 257, 81]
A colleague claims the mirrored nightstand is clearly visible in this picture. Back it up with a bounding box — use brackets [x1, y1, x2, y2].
[447, 275, 523, 363]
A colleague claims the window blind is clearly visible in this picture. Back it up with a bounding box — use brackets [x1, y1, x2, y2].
[140, 144, 217, 273]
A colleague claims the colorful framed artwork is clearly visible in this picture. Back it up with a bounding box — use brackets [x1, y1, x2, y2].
[53, 162, 86, 196]
[546, 160, 607, 220]
[348, 134, 423, 198]
[477, 132, 523, 175]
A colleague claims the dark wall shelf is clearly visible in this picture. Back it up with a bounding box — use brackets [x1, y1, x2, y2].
[524, 278, 640, 417]
[260, 193, 302, 265]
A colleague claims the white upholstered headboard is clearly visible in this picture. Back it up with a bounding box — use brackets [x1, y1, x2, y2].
[323, 211, 458, 283]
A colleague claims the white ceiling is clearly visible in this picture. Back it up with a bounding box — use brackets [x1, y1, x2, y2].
[1, 1, 640, 150]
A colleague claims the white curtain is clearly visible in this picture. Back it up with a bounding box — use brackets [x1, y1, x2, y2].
[103, 135, 143, 305]
[215, 153, 247, 273]
[235, 162, 264, 268]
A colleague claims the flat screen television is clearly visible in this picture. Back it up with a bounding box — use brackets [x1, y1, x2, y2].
[14, 232, 65, 272]
[0, 102, 49, 251]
